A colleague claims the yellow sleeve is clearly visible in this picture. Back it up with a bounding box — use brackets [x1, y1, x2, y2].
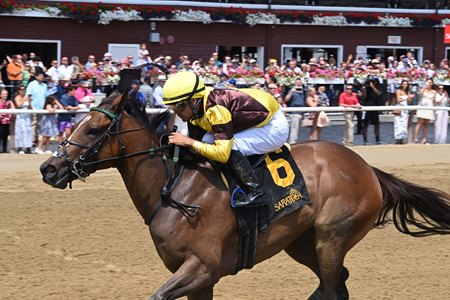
[192, 139, 233, 164]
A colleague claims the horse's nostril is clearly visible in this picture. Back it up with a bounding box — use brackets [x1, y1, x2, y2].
[46, 164, 57, 174]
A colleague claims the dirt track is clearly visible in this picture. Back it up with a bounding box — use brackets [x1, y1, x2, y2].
[1, 145, 449, 300]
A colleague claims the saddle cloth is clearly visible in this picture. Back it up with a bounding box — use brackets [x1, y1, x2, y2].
[224, 144, 311, 225]
[219, 144, 311, 272]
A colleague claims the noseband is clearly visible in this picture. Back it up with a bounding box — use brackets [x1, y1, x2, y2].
[57, 107, 171, 184]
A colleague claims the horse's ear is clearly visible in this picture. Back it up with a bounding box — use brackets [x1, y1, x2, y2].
[111, 91, 129, 113]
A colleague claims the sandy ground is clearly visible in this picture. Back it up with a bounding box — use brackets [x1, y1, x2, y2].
[0, 144, 449, 300]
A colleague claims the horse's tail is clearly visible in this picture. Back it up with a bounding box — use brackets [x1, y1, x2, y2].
[373, 167, 450, 236]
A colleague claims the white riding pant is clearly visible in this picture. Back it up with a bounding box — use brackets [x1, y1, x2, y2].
[202, 110, 289, 156]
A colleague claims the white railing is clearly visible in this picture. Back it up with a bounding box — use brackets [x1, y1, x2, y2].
[1, 106, 449, 115]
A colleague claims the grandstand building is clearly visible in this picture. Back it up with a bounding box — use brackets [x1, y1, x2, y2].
[1, 0, 450, 65]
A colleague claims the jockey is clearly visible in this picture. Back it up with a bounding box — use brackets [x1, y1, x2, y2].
[163, 71, 289, 207]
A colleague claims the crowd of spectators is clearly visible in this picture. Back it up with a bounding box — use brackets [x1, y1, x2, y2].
[0, 46, 448, 154]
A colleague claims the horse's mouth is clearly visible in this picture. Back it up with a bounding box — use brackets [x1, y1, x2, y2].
[40, 161, 73, 189]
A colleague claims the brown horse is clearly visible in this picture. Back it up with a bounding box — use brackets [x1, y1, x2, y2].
[40, 92, 450, 300]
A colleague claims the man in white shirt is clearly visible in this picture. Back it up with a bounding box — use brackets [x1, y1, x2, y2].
[152, 75, 167, 108]
[45, 60, 60, 83]
[57, 57, 73, 80]
[28, 52, 45, 69]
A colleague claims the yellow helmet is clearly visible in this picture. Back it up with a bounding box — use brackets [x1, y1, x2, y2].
[162, 72, 205, 105]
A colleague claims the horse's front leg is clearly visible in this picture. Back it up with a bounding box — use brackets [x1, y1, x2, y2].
[149, 256, 219, 300]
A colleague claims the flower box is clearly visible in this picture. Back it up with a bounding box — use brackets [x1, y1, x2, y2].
[433, 79, 450, 86]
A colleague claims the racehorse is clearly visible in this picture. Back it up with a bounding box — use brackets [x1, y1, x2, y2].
[40, 91, 450, 300]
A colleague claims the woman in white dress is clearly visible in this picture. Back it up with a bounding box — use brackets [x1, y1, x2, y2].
[434, 85, 449, 144]
[394, 80, 413, 144]
[414, 79, 436, 144]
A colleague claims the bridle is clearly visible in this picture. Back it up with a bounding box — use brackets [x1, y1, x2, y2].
[56, 105, 201, 223]
[57, 106, 171, 184]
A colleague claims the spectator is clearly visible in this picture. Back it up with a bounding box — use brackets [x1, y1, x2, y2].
[26, 72, 51, 145]
[168, 64, 178, 74]
[70, 56, 83, 82]
[58, 86, 79, 143]
[139, 43, 148, 62]
[267, 83, 285, 107]
[29, 56, 45, 82]
[339, 84, 361, 146]
[421, 60, 434, 78]
[394, 80, 413, 145]
[57, 57, 72, 80]
[414, 79, 436, 144]
[211, 52, 222, 67]
[97, 61, 105, 71]
[284, 78, 305, 144]
[214, 73, 230, 89]
[0, 88, 15, 153]
[129, 79, 146, 110]
[151, 74, 171, 134]
[153, 74, 167, 108]
[0, 59, 7, 88]
[306, 86, 320, 140]
[74, 80, 93, 102]
[139, 76, 154, 108]
[101, 52, 119, 96]
[13, 85, 33, 154]
[266, 77, 280, 94]
[283, 59, 302, 74]
[265, 58, 280, 72]
[266, 83, 279, 95]
[74, 96, 95, 125]
[28, 52, 45, 70]
[6, 54, 23, 97]
[21, 62, 32, 87]
[433, 84, 448, 144]
[316, 85, 331, 140]
[178, 59, 192, 71]
[85, 54, 96, 69]
[36, 96, 63, 154]
[52, 78, 69, 100]
[46, 60, 60, 83]
[361, 78, 383, 145]
[228, 78, 237, 88]
[140, 50, 152, 65]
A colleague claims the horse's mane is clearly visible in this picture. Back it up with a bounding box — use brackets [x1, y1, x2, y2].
[148, 109, 171, 133]
[98, 90, 120, 106]
[97, 90, 153, 129]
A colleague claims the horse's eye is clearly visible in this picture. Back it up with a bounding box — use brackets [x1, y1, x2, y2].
[87, 128, 99, 136]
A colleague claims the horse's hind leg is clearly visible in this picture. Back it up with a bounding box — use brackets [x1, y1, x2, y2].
[285, 228, 349, 300]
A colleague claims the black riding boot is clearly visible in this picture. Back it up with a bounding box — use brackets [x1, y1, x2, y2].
[227, 150, 269, 207]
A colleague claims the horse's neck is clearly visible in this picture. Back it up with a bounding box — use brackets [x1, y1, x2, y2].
[116, 137, 167, 222]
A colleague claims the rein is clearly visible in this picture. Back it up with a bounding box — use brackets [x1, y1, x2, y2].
[58, 105, 200, 223]
[59, 107, 169, 182]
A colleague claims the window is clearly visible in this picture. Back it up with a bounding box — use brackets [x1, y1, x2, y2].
[0, 38, 60, 67]
[365, 46, 423, 63]
[281, 45, 343, 66]
[217, 45, 264, 67]
[108, 44, 140, 64]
